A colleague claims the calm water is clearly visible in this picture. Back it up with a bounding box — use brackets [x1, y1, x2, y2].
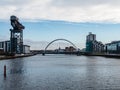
[0, 54, 120, 90]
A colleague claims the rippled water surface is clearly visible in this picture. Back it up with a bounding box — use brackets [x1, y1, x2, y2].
[0, 54, 120, 90]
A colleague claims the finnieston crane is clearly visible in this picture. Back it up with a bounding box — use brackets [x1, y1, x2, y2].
[10, 15, 25, 54]
[10, 15, 25, 30]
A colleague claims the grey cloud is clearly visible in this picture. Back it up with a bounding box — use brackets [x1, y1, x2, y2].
[0, 0, 31, 6]
[0, 0, 120, 23]
[51, 0, 120, 7]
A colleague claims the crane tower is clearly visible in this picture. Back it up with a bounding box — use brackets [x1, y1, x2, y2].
[10, 15, 25, 54]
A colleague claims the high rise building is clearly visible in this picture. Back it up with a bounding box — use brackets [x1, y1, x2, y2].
[86, 32, 104, 53]
[86, 32, 96, 42]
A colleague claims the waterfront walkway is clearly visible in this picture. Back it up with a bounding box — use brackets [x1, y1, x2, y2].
[0, 54, 35, 60]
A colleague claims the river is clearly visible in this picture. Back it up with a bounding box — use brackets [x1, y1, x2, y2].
[0, 54, 120, 90]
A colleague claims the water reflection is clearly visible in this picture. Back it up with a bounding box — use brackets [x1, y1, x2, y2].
[1, 58, 26, 90]
[9, 58, 25, 74]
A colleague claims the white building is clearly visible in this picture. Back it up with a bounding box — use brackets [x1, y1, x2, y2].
[23, 45, 30, 54]
[0, 41, 31, 54]
[0, 41, 10, 53]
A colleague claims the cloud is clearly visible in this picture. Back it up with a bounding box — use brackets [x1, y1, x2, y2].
[0, 0, 120, 23]
[51, 0, 120, 7]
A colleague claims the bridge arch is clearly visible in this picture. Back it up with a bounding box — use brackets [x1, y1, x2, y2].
[44, 39, 78, 54]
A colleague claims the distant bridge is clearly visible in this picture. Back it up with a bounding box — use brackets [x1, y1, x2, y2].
[43, 38, 79, 55]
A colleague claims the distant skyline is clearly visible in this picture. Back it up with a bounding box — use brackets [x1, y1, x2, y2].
[1, 21, 120, 50]
[0, 0, 120, 50]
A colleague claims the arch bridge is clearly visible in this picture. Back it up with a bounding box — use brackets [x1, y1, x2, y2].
[43, 38, 79, 55]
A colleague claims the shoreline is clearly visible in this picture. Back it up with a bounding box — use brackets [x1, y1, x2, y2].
[0, 54, 36, 60]
[83, 53, 120, 58]
[1, 53, 120, 60]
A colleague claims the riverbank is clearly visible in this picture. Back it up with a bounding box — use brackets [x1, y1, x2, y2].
[84, 53, 120, 58]
[0, 53, 36, 60]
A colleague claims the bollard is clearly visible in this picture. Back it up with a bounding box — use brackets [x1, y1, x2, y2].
[4, 65, 6, 78]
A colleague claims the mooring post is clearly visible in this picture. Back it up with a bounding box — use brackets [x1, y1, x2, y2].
[4, 65, 6, 78]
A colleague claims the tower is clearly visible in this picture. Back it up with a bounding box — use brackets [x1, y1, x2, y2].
[10, 15, 25, 54]
[86, 32, 96, 53]
[86, 32, 96, 42]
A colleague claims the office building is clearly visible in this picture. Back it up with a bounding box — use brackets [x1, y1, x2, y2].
[86, 32, 96, 42]
[23, 45, 30, 54]
[0, 41, 10, 53]
[105, 41, 120, 54]
[0, 41, 30, 54]
[86, 32, 104, 53]
[65, 46, 76, 52]
[0, 48, 4, 55]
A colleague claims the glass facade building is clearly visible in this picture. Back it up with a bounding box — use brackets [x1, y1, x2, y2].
[105, 41, 120, 54]
[0, 41, 10, 53]
[86, 32, 104, 53]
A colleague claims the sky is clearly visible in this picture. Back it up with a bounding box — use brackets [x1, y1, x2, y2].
[0, 0, 120, 50]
